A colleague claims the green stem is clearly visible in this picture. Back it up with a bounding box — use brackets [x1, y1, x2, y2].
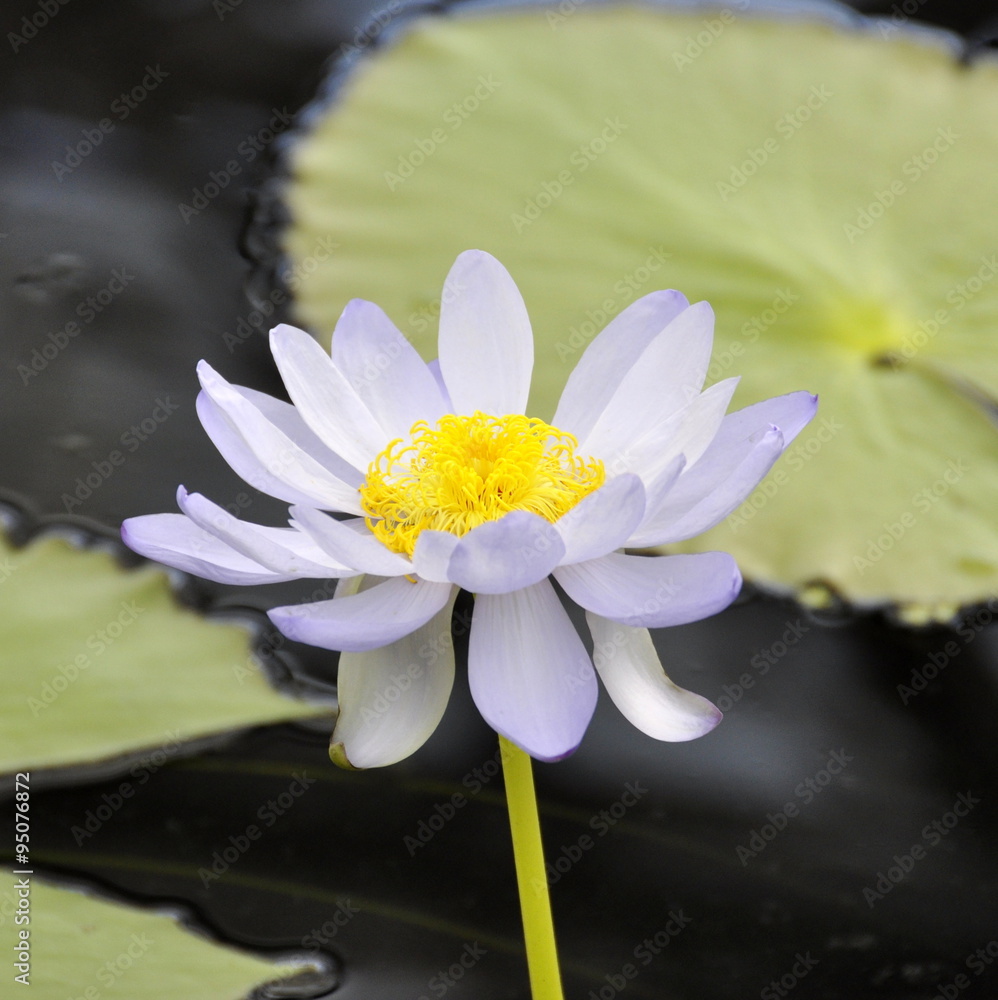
[499, 734, 565, 1000]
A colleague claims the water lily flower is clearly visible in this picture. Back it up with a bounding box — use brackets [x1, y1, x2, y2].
[122, 251, 816, 767]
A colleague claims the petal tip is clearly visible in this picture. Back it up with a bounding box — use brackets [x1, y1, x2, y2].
[329, 740, 363, 771]
[500, 731, 583, 763]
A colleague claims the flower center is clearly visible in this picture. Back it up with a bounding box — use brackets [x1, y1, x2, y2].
[360, 411, 605, 557]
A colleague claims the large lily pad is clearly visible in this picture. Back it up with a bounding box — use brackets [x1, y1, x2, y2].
[0, 524, 329, 776]
[0, 872, 321, 998]
[282, 3, 998, 619]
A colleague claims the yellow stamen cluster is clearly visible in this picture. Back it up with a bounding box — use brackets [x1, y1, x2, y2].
[360, 411, 605, 557]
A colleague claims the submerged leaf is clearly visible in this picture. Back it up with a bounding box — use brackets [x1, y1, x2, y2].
[0, 527, 329, 775]
[1, 872, 321, 998]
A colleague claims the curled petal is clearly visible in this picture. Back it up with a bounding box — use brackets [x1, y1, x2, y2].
[633, 390, 817, 544]
[632, 427, 784, 546]
[587, 613, 722, 741]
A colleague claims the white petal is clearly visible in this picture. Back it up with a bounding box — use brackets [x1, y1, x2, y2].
[469, 580, 597, 761]
[632, 391, 817, 545]
[331, 585, 458, 768]
[587, 613, 722, 741]
[630, 428, 784, 546]
[121, 514, 300, 585]
[412, 529, 460, 583]
[601, 377, 739, 494]
[553, 289, 689, 440]
[555, 551, 741, 628]
[228, 382, 363, 484]
[716, 390, 817, 447]
[579, 301, 715, 460]
[269, 323, 388, 471]
[437, 250, 533, 415]
[554, 474, 646, 565]
[330, 299, 448, 438]
[446, 512, 564, 594]
[637, 454, 686, 526]
[197, 362, 364, 514]
[177, 488, 351, 577]
[290, 506, 412, 577]
[427, 359, 453, 410]
[268, 577, 454, 652]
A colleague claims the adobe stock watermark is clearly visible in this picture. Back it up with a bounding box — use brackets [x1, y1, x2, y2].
[51, 65, 170, 181]
[714, 618, 810, 712]
[761, 951, 820, 999]
[232, 622, 286, 684]
[61, 397, 180, 512]
[74, 933, 154, 997]
[716, 86, 832, 201]
[844, 126, 958, 243]
[414, 942, 488, 1000]
[588, 912, 692, 1000]
[931, 940, 998, 999]
[198, 771, 317, 886]
[877, 0, 931, 39]
[17, 267, 136, 385]
[706, 287, 799, 382]
[735, 749, 853, 865]
[178, 107, 295, 222]
[8, 0, 72, 53]
[897, 597, 998, 705]
[300, 899, 361, 952]
[727, 415, 844, 532]
[880, 255, 998, 370]
[385, 75, 501, 191]
[511, 117, 628, 233]
[407, 275, 468, 335]
[403, 745, 509, 856]
[861, 790, 980, 907]
[532, 781, 648, 892]
[336, 0, 403, 58]
[673, 3, 750, 71]
[28, 601, 146, 716]
[852, 458, 968, 576]
[221, 235, 338, 351]
[554, 246, 672, 362]
[70, 731, 184, 845]
[546, 0, 589, 30]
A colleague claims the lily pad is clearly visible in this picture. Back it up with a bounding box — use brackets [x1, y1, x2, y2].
[281, 3, 998, 618]
[0, 522, 329, 776]
[1, 872, 322, 998]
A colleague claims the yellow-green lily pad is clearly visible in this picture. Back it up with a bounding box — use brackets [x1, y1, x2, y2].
[0, 527, 329, 775]
[1, 872, 320, 998]
[282, 5, 998, 619]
